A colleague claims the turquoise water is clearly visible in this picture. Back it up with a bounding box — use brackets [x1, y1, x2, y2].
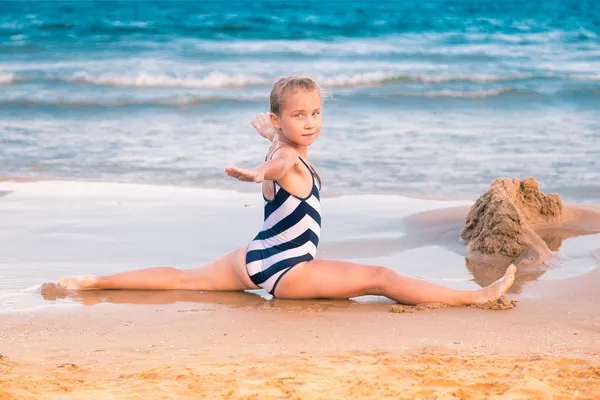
[1, 0, 600, 200]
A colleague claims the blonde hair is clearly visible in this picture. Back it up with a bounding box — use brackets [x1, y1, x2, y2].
[269, 76, 323, 189]
[269, 76, 321, 116]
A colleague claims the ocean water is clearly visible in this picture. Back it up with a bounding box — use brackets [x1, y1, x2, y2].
[1, 0, 600, 200]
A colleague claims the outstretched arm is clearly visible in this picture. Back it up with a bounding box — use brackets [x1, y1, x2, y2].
[225, 147, 297, 183]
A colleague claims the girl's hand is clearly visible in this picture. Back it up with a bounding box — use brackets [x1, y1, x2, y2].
[225, 166, 264, 183]
[251, 113, 276, 142]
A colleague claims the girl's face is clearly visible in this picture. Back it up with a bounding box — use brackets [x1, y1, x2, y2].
[271, 89, 321, 147]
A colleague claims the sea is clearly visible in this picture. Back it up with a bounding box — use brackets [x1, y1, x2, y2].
[1, 0, 599, 201]
[1, 0, 600, 311]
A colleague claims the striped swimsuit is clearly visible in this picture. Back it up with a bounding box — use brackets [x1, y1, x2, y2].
[245, 157, 321, 295]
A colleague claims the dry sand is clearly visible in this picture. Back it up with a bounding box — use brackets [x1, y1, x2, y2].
[2, 351, 598, 400]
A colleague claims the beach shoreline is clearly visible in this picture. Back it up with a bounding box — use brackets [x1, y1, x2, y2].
[1, 177, 599, 398]
[2, 271, 600, 399]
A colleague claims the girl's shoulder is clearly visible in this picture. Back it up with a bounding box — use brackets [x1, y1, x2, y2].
[266, 143, 299, 162]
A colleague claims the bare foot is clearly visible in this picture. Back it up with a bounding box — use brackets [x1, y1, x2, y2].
[57, 275, 97, 290]
[472, 264, 516, 304]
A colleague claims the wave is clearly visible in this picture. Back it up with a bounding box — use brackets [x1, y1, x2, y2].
[170, 33, 600, 57]
[392, 87, 523, 99]
[0, 87, 544, 107]
[54, 71, 272, 89]
[0, 94, 267, 107]
[574, 74, 600, 81]
[45, 71, 600, 88]
[319, 71, 541, 86]
[3, 70, 599, 89]
[61, 71, 457, 89]
[392, 86, 600, 99]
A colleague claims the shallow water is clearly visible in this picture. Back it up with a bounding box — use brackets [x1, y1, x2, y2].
[0, 180, 597, 312]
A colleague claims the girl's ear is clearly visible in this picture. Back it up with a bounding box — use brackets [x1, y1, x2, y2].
[270, 113, 281, 130]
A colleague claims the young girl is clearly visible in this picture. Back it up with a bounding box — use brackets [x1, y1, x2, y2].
[58, 76, 516, 305]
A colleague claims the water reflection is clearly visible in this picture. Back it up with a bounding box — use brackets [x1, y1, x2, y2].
[465, 226, 599, 293]
[40, 284, 371, 311]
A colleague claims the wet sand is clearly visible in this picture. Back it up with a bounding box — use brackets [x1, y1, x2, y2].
[2, 264, 600, 399]
[1, 178, 600, 398]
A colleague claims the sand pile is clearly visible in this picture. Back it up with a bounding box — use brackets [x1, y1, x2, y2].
[389, 296, 517, 313]
[461, 178, 563, 265]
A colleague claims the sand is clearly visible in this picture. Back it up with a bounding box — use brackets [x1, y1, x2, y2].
[2, 351, 599, 399]
[461, 178, 563, 264]
[389, 296, 518, 313]
[2, 265, 600, 399]
[1, 178, 600, 399]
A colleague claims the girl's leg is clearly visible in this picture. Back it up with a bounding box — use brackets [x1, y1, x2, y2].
[57, 246, 259, 291]
[274, 259, 516, 306]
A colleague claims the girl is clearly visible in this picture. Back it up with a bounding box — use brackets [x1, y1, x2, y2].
[58, 76, 516, 305]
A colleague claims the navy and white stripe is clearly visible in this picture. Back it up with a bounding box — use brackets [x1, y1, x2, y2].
[246, 158, 321, 295]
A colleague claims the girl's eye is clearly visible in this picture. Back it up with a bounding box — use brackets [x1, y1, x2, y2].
[295, 114, 303, 118]
[313, 111, 320, 116]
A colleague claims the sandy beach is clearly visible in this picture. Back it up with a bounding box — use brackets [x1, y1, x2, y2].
[2, 270, 600, 399]
[1, 178, 600, 399]
[3, 1, 600, 397]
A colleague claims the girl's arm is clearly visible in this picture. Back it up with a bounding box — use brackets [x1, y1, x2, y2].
[225, 148, 297, 183]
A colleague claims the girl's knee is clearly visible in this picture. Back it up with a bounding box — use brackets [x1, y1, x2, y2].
[368, 266, 395, 296]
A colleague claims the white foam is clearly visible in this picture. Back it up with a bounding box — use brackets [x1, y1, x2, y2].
[3, 52, 596, 92]
[318, 72, 543, 87]
[56, 71, 270, 89]
[413, 72, 535, 84]
[111, 20, 149, 28]
[0, 94, 267, 107]
[393, 87, 517, 99]
[317, 71, 404, 87]
[177, 32, 594, 56]
[28, 70, 551, 91]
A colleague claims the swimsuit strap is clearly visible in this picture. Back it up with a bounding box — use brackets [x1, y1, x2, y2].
[267, 147, 312, 177]
[264, 150, 316, 192]
[298, 156, 316, 178]
[266, 146, 284, 161]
